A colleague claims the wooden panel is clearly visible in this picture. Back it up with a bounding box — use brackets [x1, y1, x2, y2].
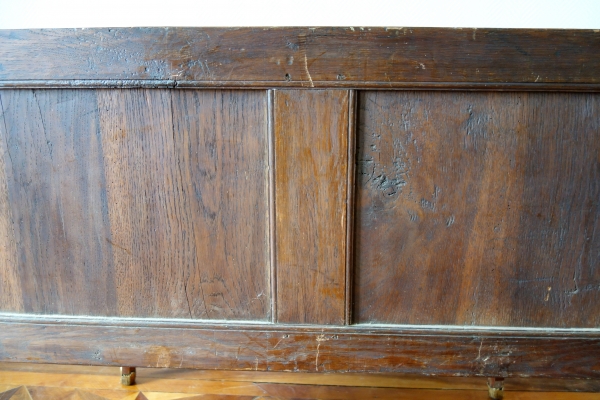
[274, 90, 348, 325]
[354, 91, 600, 327]
[0, 90, 114, 316]
[0, 92, 22, 313]
[1, 28, 600, 89]
[0, 315, 599, 378]
[0, 89, 269, 320]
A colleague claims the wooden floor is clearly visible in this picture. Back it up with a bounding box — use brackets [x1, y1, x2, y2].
[0, 362, 599, 399]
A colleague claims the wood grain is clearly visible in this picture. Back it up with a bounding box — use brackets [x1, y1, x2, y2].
[274, 90, 348, 325]
[1, 28, 599, 88]
[1, 362, 598, 400]
[0, 89, 270, 320]
[345, 90, 357, 325]
[354, 91, 600, 328]
[0, 92, 22, 313]
[0, 370, 267, 397]
[267, 90, 277, 322]
[0, 315, 599, 378]
[253, 384, 600, 400]
[3, 362, 600, 392]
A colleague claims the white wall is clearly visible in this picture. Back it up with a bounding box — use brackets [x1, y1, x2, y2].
[0, 0, 599, 29]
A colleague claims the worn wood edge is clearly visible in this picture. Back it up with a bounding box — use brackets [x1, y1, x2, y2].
[2, 28, 600, 86]
[345, 90, 357, 326]
[2, 80, 600, 91]
[1, 316, 599, 377]
[0, 313, 599, 337]
[267, 89, 277, 323]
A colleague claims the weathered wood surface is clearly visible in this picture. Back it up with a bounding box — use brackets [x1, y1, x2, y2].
[274, 90, 349, 325]
[354, 91, 600, 328]
[0, 315, 599, 378]
[1, 27, 600, 380]
[1, 28, 600, 89]
[0, 89, 270, 320]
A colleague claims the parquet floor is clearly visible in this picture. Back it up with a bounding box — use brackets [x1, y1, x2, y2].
[0, 362, 599, 399]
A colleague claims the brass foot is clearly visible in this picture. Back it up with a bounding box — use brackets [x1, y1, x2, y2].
[487, 377, 504, 399]
[120, 366, 136, 386]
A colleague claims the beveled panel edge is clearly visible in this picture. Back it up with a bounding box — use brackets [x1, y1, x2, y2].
[267, 89, 277, 323]
[345, 90, 357, 325]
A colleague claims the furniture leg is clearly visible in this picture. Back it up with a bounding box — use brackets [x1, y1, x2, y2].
[487, 377, 504, 399]
[120, 367, 136, 386]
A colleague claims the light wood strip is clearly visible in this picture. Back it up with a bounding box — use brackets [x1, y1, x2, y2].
[274, 89, 349, 325]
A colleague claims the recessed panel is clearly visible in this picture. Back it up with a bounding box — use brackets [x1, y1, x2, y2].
[354, 91, 600, 327]
[0, 89, 270, 320]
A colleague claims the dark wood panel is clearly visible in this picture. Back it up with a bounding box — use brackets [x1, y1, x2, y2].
[274, 90, 348, 325]
[0, 89, 270, 320]
[0, 315, 599, 378]
[0, 90, 114, 316]
[354, 91, 600, 328]
[169, 90, 270, 320]
[1, 28, 599, 88]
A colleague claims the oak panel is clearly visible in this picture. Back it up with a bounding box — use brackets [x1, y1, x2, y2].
[274, 90, 348, 325]
[0, 90, 114, 316]
[0, 89, 269, 320]
[354, 91, 600, 327]
[1, 28, 599, 88]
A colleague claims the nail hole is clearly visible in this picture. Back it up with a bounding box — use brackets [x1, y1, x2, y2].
[284, 73, 291, 81]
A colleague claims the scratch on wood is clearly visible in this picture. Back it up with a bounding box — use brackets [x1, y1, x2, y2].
[106, 238, 131, 255]
[304, 53, 314, 87]
[315, 334, 328, 371]
[476, 339, 483, 361]
[273, 336, 285, 349]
